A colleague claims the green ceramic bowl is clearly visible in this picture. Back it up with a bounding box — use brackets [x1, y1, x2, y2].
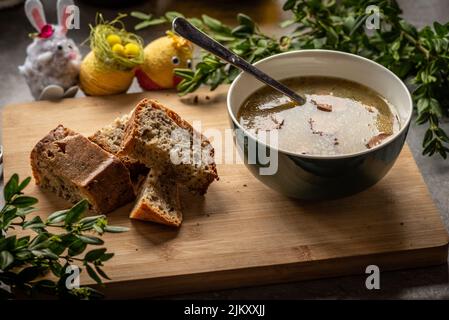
[227, 50, 413, 200]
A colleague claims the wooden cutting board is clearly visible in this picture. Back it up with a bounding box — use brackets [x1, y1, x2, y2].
[2, 86, 448, 298]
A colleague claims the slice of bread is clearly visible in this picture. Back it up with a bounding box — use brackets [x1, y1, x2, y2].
[89, 114, 130, 155]
[130, 170, 182, 227]
[30, 125, 135, 214]
[120, 99, 218, 195]
[89, 114, 149, 183]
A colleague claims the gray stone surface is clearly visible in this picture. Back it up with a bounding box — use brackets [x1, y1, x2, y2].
[0, 0, 448, 299]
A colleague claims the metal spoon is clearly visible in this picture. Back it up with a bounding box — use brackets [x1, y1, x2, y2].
[172, 17, 306, 106]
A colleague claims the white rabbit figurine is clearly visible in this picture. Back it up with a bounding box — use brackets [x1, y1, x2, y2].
[19, 0, 81, 100]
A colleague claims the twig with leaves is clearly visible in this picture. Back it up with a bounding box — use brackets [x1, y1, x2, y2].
[0, 174, 128, 299]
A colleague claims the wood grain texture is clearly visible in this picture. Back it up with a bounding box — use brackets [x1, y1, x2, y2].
[2, 86, 448, 299]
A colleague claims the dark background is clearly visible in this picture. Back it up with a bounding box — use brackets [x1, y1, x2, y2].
[0, 0, 449, 299]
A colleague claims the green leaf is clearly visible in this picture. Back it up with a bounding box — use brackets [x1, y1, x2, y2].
[48, 241, 66, 256]
[85, 264, 102, 285]
[165, 11, 184, 22]
[29, 238, 51, 250]
[15, 236, 30, 249]
[100, 253, 114, 262]
[188, 18, 204, 29]
[22, 216, 45, 230]
[283, 0, 296, 10]
[85, 248, 107, 262]
[17, 177, 32, 193]
[400, 20, 418, 37]
[31, 249, 59, 259]
[416, 112, 429, 125]
[50, 261, 63, 277]
[15, 250, 33, 260]
[95, 265, 111, 280]
[104, 225, 129, 233]
[92, 224, 104, 234]
[130, 11, 152, 20]
[174, 68, 195, 79]
[433, 21, 447, 37]
[65, 200, 89, 225]
[212, 34, 235, 42]
[28, 233, 48, 249]
[312, 37, 327, 48]
[423, 140, 437, 156]
[436, 128, 449, 143]
[391, 40, 401, 52]
[280, 19, 295, 28]
[16, 206, 37, 217]
[79, 215, 104, 226]
[18, 266, 42, 282]
[4, 174, 19, 202]
[237, 13, 254, 30]
[1, 236, 16, 251]
[232, 25, 252, 37]
[202, 14, 225, 32]
[68, 239, 87, 257]
[41, 249, 60, 259]
[77, 235, 104, 245]
[135, 18, 167, 30]
[349, 15, 366, 36]
[0, 251, 14, 270]
[10, 196, 38, 208]
[47, 209, 69, 224]
[429, 98, 443, 117]
[2, 207, 18, 226]
[417, 98, 430, 114]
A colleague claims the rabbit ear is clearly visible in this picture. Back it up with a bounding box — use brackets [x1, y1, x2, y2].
[57, 0, 74, 34]
[25, 0, 47, 32]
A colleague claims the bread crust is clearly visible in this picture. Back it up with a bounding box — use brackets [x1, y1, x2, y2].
[30, 125, 135, 214]
[120, 98, 218, 194]
[129, 196, 182, 227]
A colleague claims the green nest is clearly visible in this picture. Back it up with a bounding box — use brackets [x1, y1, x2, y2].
[90, 13, 144, 71]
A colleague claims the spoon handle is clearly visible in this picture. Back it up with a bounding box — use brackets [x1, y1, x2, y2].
[172, 17, 306, 105]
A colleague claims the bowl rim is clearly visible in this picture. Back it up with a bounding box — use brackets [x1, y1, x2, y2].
[227, 49, 414, 160]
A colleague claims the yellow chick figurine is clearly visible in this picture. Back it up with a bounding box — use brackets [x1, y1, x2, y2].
[135, 31, 193, 90]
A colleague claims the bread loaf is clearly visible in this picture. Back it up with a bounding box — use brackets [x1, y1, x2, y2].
[30, 125, 135, 214]
[120, 99, 218, 195]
